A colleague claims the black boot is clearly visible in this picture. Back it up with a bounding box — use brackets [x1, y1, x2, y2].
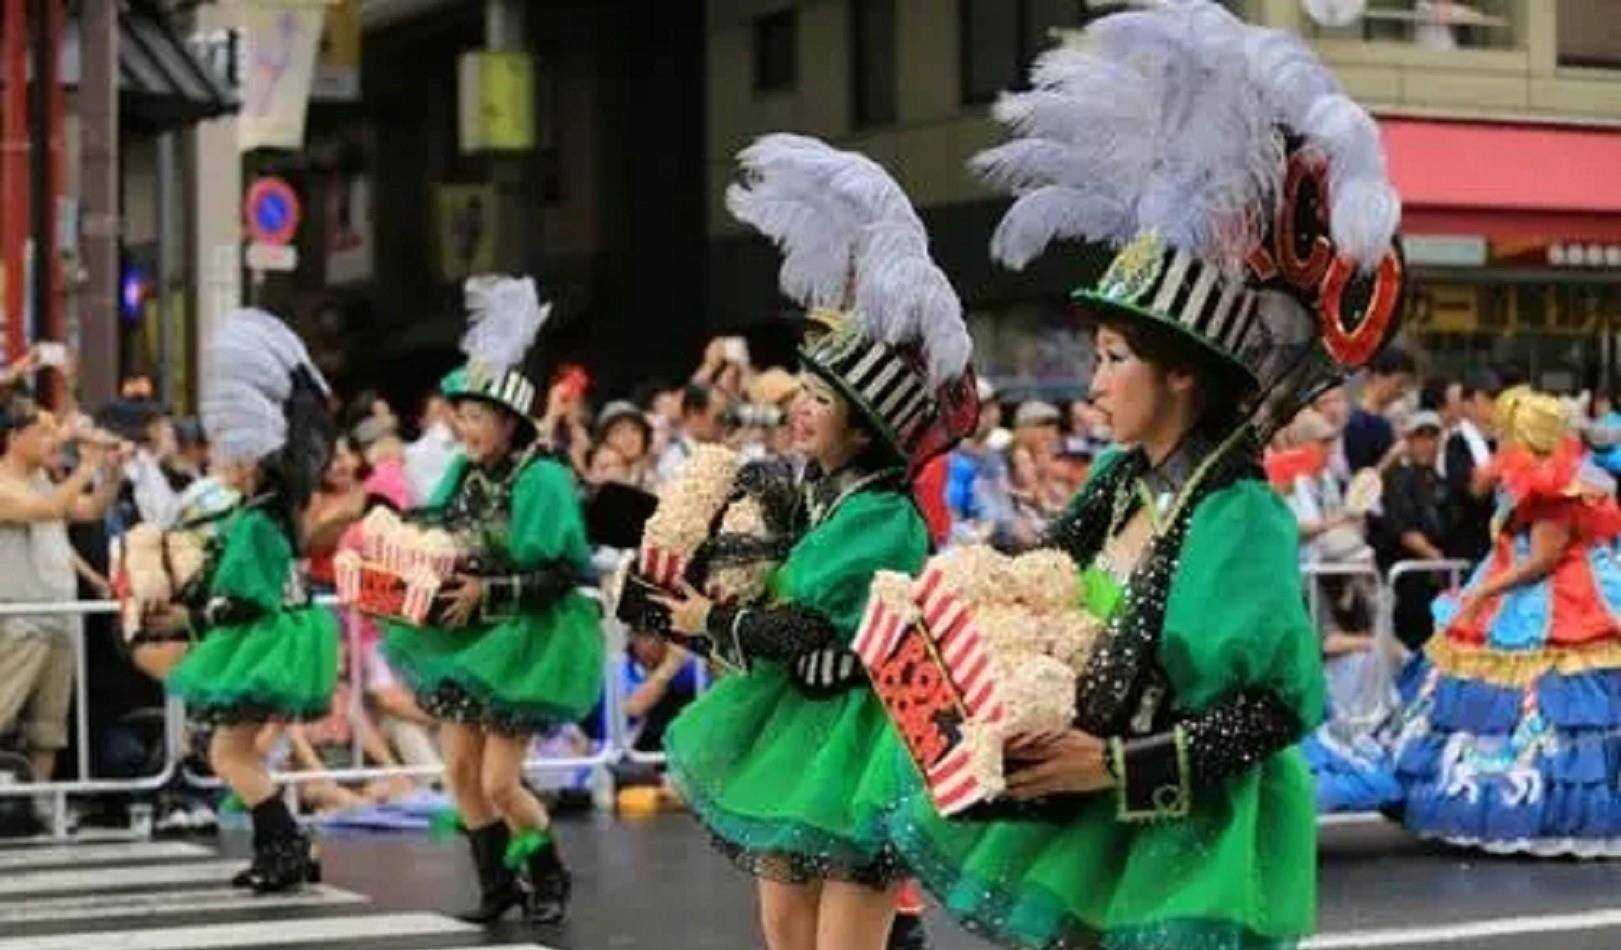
[523, 837, 571, 925]
[455, 823, 524, 925]
[887, 911, 929, 950]
[242, 796, 320, 894]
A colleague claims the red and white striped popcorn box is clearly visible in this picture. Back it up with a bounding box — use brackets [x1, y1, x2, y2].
[637, 544, 688, 591]
[401, 572, 443, 626]
[927, 744, 994, 817]
[333, 551, 364, 606]
[913, 565, 1006, 723]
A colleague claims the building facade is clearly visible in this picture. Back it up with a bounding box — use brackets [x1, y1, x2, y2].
[705, 0, 1621, 396]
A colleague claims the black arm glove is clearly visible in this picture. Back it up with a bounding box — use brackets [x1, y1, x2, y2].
[1109, 688, 1301, 822]
[480, 563, 578, 621]
[703, 602, 841, 670]
[187, 596, 267, 632]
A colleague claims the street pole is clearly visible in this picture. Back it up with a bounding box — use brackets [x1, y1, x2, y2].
[485, 0, 529, 275]
[2, 0, 28, 363]
[79, 0, 118, 410]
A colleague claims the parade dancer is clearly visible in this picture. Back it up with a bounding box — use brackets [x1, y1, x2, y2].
[158, 308, 340, 892]
[639, 135, 977, 950]
[382, 276, 604, 924]
[878, 4, 1407, 947]
[1394, 388, 1621, 856]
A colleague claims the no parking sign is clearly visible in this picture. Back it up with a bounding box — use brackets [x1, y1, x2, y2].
[243, 177, 302, 272]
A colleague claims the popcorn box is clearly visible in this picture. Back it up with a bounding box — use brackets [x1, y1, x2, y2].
[336, 551, 446, 626]
[854, 564, 1007, 817]
[637, 543, 689, 591]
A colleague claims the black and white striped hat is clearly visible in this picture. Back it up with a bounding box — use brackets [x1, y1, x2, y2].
[457, 367, 538, 426]
[1076, 230, 1265, 389]
[800, 325, 937, 463]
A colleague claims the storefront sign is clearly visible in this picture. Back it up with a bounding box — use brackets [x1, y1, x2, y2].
[458, 52, 536, 153]
[238, 1, 326, 151]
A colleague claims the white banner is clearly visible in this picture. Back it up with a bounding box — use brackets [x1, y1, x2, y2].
[237, 2, 326, 152]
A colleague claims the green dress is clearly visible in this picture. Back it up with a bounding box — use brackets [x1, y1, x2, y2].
[383, 452, 604, 734]
[664, 485, 928, 885]
[167, 506, 340, 724]
[885, 450, 1325, 950]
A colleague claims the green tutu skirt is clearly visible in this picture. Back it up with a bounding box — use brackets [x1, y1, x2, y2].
[167, 607, 340, 724]
[383, 592, 604, 735]
[885, 740, 1317, 950]
[664, 663, 905, 887]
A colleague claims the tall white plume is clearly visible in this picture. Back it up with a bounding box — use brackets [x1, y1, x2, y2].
[202, 308, 329, 464]
[461, 275, 552, 377]
[973, 0, 1399, 274]
[727, 133, 971, 384]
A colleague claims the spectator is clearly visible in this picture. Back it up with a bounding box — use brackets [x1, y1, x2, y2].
[619, 633, 698, 756]
[946, 381, 1015, 547]
[0, 392, 122, 795]
[1442, 369, 1502, 563]
[405, 388, 459, 503]
[653, 383, 728, 485]
[1312, 385, 1353, 484]
[304, 434, 368, 592]
[172, 418, 210, 484]
[1005, 401, 1068, 549]
[594, 401, 654, 489]
[1376, 410, 1452, 649]
[1344, 346, 1416, 474]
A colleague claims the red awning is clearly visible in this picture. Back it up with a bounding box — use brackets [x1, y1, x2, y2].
[1380, 118, 1621, 240]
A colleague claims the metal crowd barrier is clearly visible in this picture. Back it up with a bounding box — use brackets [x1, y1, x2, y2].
[0, 557, 1479, 840]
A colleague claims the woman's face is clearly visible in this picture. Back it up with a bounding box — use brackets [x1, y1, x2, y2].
[604, 417, 648, 462]
[325, 438, 360, 491]
[792, 374, 867, 469]
[455, 400, 517, 465]
[587, 445, 630, 485]
[1088, 324, 1176, 448]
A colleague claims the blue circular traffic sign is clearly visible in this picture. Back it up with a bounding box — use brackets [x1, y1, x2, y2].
[244, 177, 302, 246]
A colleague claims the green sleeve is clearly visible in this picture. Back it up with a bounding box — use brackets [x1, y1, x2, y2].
[1159, 481, 1324, 728]
[207, 509, 292, 611]
[506, 457, 592, 574]
[778, 490, 929, 639]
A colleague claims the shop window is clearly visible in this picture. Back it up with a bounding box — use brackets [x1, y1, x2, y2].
[753, 10, 798, 93]
[851, 0, 897, 127]
[1558, 0, 1621, 69]
[1304, 1, 1519, 51]
[959, 0, 1081, 105]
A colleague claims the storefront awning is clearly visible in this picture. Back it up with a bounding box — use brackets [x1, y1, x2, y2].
[1382, 118, 1621, 241]
[118, 9, 237, 134]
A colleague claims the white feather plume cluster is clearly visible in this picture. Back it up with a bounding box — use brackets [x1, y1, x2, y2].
[461, 275, 552, 377]
[726, 133, 970, 384]
[201, 308, 330, 464]
[973, 0, 1399, 274]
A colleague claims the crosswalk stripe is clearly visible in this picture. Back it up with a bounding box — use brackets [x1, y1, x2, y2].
[0, 860, 244, 897]
[0, 884, 364, 925]
[0, 841, 211, 870]
[0, 911, 479, 950]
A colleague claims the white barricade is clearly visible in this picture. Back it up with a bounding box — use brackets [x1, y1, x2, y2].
[0, 556, 1482, 839]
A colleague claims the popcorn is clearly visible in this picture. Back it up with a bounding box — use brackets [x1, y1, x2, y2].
[854, 544, 1104, 816]
[708, 496, 773, 604]
[639, 445, 741, 588]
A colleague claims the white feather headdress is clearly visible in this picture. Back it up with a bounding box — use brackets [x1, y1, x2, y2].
[726, 134, 970, 385]
[461, 275, 552, 379]
[201, 308, 330, 464]
[971, 0, 1399, 275]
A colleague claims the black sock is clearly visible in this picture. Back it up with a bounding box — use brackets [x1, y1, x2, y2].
[250, 795, 297, 843]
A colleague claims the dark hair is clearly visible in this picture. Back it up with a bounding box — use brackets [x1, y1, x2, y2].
[1369, 345, 1416, 378]
[1418, 377, 1450, 412]
[1497, 364, 1528, 390]
[1459, 368, 1503, 402]
[0, 391, 39, 452]
[1098, 317, 1254, 435]
[681, 383, 715, 418]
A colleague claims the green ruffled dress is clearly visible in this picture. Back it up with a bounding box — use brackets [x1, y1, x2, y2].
[383, 453, 604, 734]
[664, 486, 928, 885]
[167, 507, 340, 724]
[885, 466, 1324, 949]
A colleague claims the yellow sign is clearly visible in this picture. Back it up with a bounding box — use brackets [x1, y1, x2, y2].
[435, 184, 496, 280]
[313, 0, 361, 101]
[458, 52, 535, 153]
